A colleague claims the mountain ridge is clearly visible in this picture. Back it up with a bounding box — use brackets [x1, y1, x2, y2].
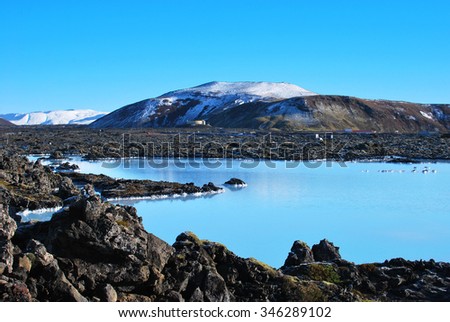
[1, 109, 108, 126]
[89, 81, 447, 133]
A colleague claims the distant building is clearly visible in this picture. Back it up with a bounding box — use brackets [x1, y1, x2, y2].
[187, 120, 206, 126]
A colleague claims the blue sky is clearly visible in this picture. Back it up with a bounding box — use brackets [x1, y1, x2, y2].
[1, 0, 449, 113]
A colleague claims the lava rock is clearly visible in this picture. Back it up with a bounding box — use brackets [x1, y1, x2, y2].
[12, 194, 174, 301]
[55, 162, 80, 172]
[82, 184, 96, 197]
[0, 204, 16, 274]
[62, 172, 223, 199]
[201, 182, 222, 193]
[282, 240, 314, 267]
[25, 239, 88, 302]
[99, 283, 117, 302]
[312, 239, 341, 262]
[0, 276, 32, 301]
[224, 178, 247, 186]
[56, 176, 80, 200]
[49, 151, 64, 159]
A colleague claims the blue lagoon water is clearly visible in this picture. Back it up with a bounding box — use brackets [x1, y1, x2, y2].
[40, 157, 450, 267]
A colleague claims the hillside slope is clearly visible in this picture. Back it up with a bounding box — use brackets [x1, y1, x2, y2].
[90, 82, 450, 133]
[0, 118, 15, 127]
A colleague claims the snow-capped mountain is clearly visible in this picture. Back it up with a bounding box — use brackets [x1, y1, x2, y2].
[90, 81, 317, 128]
[0, 109, 109, 125]
[90, 81, 450, 133]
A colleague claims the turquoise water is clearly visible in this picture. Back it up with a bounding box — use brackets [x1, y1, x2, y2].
[33, 157, 450, 267]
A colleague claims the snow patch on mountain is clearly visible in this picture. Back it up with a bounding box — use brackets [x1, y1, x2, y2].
[0, 109, 109, 125]
[164, 81, 316, 99]
[420, 111, 433, 120]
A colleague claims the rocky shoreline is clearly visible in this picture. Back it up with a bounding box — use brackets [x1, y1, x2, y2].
[0, 151, 223, 214]
[61, 172, 223, 200]
[1, 149, 449, 301]
[2, 195, 449, 302]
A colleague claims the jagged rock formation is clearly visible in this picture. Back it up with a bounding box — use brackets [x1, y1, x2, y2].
[283, 240, 315, 266]
[311, 239, 341, 262]
[280, 240, 450, 301]
[10, 194, 173, 301]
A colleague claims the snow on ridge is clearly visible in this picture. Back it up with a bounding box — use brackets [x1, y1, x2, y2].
[115, 82, 317, 127]
[0, 109, 109, 125]
[161, 81, 317, 100]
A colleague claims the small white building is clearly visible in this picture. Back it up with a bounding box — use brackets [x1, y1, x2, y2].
[187, 120, 206, 126]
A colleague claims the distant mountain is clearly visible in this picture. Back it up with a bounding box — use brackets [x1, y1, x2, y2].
[0, 109, 109, 126]
[90, 81, 317, 128]
[90, 81, 450, 133]
[0, 118, 16, 127]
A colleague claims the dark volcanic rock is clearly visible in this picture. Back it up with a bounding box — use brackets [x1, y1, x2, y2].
[0, 152, 79, 213]
[0, 276, 32, 301]
[55, 162, 80, 172]
[11, 194, 174, 301]
[156, 232, 352, 302]
[312, 239, 341, 262]
[25, 239, 87, 302]
[82, 184, 97, 197]
[282, 240, 314, 267]
[157, 232, 231, 302]
[49, 151, 64, 159]
[0, 204, 16, 275]
[281, 240, 450, 302]
[62, 172, 223, 200]
[224, 178, 247, 186]
[98, 283, 118, 302]
[57, 177, 81, 200]
[200, 182, 222, 193]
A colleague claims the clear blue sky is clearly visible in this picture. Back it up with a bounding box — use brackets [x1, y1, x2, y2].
[1, 0, 449, 113]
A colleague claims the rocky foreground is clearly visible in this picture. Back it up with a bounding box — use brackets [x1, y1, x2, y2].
[1, 152, 450, 302]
